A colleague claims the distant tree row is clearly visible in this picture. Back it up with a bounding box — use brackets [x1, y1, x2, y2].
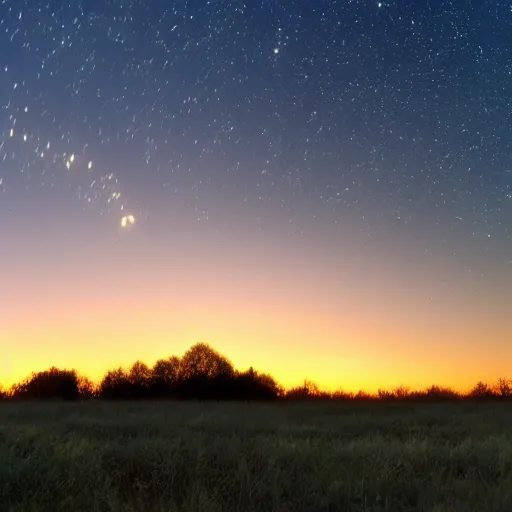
[1, 342, 511, 402]
[284, 379, 512, 402]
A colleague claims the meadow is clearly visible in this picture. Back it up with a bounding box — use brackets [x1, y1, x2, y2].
[1, 400, 512, 512]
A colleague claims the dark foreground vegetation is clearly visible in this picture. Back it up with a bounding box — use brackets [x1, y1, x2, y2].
[1, 344, 512, 511]
[1, 342, 512, 402]
[1, 400, 512, 511]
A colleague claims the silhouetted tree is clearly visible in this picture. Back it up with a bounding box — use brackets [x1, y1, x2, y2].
[3, 342, 512, 403]
[179, 342, 235, 380]
[127, 361, 152, 398]
[252, 370, 284, 399]
[151, 356, 181, 397]
[168, 343, 236, 400]
[98, 367, 131, 399]
[10, 367, 80, 400]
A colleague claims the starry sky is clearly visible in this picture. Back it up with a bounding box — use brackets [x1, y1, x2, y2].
[1, 0, 511, 392]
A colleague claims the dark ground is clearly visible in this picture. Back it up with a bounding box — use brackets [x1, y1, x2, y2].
[1, 401, 511, 511]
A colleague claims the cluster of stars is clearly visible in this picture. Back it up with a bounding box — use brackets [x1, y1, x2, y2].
[2, 62, 137, 226]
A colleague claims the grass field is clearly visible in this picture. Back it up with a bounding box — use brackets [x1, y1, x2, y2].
[1, 401, 512, 511]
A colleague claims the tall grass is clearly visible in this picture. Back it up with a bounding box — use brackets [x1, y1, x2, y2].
[1, 401, 512, 511]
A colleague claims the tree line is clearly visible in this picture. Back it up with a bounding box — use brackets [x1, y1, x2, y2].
[1, 342, 511, 402]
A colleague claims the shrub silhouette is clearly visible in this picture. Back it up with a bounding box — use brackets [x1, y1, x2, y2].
[286, 380, 331, 401]
[10, 367, 80, 400]
[469, 381, 495, 400]
[233, 367, 283, 401]
[410, 385, 461, 402]
[393, 386, 412, 400]
[377, 388, 394, 401]
[77, 376, 96, 399]
[3, 342, 512, 403]
[331, 389, 355, 401]
[494, 378, 512, 398]
[353, 390, 374, 401]
[377, 386, 413, 401]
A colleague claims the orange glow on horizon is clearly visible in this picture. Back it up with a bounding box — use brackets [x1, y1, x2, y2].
[2, 295, 510, 394]
[2, 207, 511, 395]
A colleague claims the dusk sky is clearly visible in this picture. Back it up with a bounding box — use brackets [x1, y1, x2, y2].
[1, 0, 511, 392]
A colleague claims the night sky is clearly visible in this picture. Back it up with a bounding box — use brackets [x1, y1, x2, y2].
[1, 0, 511, 392]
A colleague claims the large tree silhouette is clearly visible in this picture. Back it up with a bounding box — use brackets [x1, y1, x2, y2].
[175, 343, 236, 400]
[128, 361, 152, 398]
[179, 343, 235, 380]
